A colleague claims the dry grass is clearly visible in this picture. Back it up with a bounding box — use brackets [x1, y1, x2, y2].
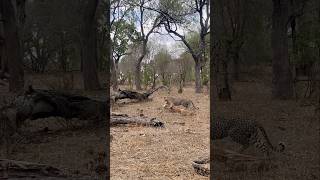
[111, 86, 210, 179]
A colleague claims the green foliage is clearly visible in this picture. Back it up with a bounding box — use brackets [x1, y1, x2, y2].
[159, 0, 187, 16]
[112, 20, 139, 60]
[159, 0, 195, 26]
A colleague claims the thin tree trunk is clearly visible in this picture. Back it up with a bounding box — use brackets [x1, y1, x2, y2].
[195, 60, 202, 93]
[135, 42, 147, 90]
[81, 0, 100, 90]
[178, 73, 183, 93]
[271, 0, 293, 99]
[233, 53, 240, 81]
[0, 36, 8, 76]
[135, 61, 142, 90]
[0, 0, 24, 92]
[151, 66, 157, 89]
[161, 73, 166, 86]
[59, 33, 67, 72]
[111, 59, 118, 91]
[113, 61, 119, 90]
[218, 60, 231, 100]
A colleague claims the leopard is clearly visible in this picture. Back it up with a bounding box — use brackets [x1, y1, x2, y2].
[212, 117, 285, 157]
[163, 97, 198, 109]
[163, 103, 195, 116]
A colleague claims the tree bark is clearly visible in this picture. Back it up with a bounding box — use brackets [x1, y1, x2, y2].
[271, 0, 293, 99]
[211, 0, 233, 101]
[135, 42, 147, 90]
[151, 67, 158, 89]
[0, 0, 24, 92]
[105, 0, 111, 178]
[59, 33, 68, 72]
[81, 0, 101, 90]
[232, 52, 240, 81]
[218, 59, 231, 101]
[135, 61, 142, 90]
[195, 60, 202, 93]
[111, 58, 117, 90]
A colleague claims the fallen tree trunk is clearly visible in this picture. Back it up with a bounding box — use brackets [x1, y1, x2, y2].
[9, 86, 108, 128]
[114, 86, 167, 102]
[0, 159, 65, 178]
[0, 159, 101, 179]
[111, 113, 164, 127]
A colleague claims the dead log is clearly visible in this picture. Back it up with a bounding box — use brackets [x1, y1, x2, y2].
[0, 159, 65, 178]
[0, 159, 100, 179]
[192, 157, 210, 177]
[115, 86, 167, 102]
[111, 113, 164, 127]
[12, 86, 107, 127]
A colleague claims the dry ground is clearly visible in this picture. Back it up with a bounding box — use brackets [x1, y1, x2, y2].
[111, 86, 210, 179]
[111, 70, 319, 179]
[1, 70, 318, 179]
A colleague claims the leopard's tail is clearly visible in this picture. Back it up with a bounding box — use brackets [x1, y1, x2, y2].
[257, 125, 285, 153]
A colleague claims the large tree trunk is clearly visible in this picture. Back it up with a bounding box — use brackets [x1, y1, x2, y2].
[271, 0, 293, 99]
[195, 60, 202, 93]
[0, 0, 24, 92]
[211, 0, 232, 101]
[213, 43, 232, 101]
[81, 0, 101, 90]
[105, 0, 111, 178]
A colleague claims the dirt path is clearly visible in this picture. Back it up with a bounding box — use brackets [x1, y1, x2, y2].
[111, 87, 210, 179]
